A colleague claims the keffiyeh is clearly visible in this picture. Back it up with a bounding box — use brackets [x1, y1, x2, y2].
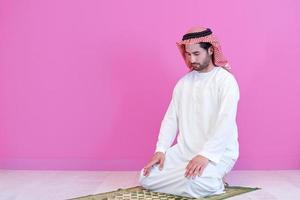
[176, 26, 231, 71]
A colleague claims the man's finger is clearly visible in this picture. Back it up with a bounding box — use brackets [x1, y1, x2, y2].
[185, 164, 196, 178]
[185, 161, 191, 170]
[143, 167, 151, 176]
[198, 165, 205, 177]
[184, 163, 191, 177]
[144, 159, 158, 169]
[188, 164, 197, 178]
[185, 161, 192, 176]
[143, 167, 147, 175]
[159, 157, 165, 170]
[192, 165, 201, 178]
[185, 164, 193, 177]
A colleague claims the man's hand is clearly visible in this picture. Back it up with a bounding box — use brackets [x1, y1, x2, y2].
[143, 152, 165, 177]
[185, 155, 209, 179]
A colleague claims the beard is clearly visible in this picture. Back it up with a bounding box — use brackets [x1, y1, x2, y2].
[191, 55, 211, 71]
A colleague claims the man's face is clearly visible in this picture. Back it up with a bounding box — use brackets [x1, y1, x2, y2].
[184, 44, 212, 71]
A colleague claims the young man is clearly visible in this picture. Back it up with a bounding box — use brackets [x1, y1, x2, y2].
[138, 26, 240, 198]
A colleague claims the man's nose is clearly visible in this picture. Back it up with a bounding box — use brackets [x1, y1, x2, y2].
[190, 55, 196, 63]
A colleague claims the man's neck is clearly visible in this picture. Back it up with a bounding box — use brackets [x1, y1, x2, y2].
[196, 63, 216, 73]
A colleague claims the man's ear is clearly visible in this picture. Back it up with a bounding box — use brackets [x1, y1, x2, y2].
[208, 46, 213, 56]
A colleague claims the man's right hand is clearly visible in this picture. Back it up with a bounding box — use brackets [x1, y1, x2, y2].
[143, 152, 165, 177]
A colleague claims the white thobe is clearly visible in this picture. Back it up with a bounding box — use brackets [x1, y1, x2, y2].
[139, 66, 240, 198]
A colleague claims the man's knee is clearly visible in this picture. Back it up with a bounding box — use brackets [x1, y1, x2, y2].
[138, 168, 153, 189]
[138, 166, 167, 190]
[186, 176, 224, 197]
[138, 169, 146, 185]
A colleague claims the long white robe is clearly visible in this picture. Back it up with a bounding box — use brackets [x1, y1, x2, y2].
[139, 66, 240, 198]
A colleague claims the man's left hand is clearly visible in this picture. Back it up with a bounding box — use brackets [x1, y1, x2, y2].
[185, 155, 209, 179]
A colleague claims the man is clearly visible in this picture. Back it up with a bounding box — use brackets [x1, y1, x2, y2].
[138, 26, 240, 198]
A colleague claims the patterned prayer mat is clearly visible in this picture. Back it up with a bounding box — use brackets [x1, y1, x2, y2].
[69, 185, 260, 200]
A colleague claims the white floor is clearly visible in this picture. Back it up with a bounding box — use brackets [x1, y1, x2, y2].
[0, 170, 299, 200]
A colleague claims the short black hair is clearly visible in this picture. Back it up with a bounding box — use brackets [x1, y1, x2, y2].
[198, 42, 212, 51]
[199, 42, 214, 63]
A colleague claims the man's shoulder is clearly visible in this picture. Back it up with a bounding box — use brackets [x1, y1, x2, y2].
[215, 67, 240, 98]
[215, 67, 238, 85]
[172, 71, 193, 93]
[178, 70, 194, 82]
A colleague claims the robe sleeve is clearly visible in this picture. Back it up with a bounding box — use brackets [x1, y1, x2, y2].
[154, 84, 179, 154]
[198, 75, 240, 164]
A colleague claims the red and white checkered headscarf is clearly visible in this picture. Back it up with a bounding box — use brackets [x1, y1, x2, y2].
[176, 26, 231, 71]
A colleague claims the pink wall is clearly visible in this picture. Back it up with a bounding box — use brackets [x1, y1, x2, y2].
[0, 0, 299, 170]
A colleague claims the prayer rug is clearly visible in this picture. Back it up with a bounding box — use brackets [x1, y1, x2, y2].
[69, 185, 260, 200]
